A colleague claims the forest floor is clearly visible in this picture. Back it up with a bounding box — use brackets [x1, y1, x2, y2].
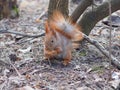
[0, 0, 120, 90]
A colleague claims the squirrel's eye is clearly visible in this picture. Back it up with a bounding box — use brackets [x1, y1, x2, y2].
[51, 40, 54, 43]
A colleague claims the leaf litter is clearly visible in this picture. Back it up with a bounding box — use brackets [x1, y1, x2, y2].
[0, 0, 120, 90]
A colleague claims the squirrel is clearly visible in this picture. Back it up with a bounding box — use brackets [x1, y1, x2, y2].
[44, 11, 83, 65]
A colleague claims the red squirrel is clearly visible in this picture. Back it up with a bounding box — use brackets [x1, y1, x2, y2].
[44, 11, 83, 65]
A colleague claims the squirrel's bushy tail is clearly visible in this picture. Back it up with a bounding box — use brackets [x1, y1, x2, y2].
[49, 10, 83, 41]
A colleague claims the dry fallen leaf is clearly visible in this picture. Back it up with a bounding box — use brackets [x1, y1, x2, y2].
[17, 85, 35, 90]
[9, 54, 22, 62]
[35, 19, 41, 23]
[25, 74, 31, 80]
[111, 71, 120, 80]
[18, 46, 31, 53]
[77, 86, 92, 90]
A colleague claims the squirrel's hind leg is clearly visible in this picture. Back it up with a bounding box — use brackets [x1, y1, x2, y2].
[62, 49, 72, 66]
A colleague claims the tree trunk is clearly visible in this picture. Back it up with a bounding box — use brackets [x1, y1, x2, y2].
[77, 0, 120, 35]
[0, 0, 19, 19]
[48, 0, 69, 20]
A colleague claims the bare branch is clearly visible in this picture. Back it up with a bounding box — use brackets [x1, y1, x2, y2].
[78, 0, 120, 35]
[70, 0, 93, 23]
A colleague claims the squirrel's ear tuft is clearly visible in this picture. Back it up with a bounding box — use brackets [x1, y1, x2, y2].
[45, 20, 50, 33]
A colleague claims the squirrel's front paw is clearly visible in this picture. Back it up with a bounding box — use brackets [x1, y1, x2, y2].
[62, 59, 70, 66]
[56, 47, 62, 54]
[44, 56, 49, 60]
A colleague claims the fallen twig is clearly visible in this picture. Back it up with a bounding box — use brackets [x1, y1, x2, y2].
[0, 29, 45, 38]
[16, 38, 35, 44]
[0, 77, 8, 90]
[8, 60, 22, 77]
[38, 8, 47, 19]
[83, 34, 120, 69]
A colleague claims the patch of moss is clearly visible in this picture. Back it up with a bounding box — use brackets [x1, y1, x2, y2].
[13, 6, 19, 15]
[91, 65, 105, 73]
[79, 50, 86, 56]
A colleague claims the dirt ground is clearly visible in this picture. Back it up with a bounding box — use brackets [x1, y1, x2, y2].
[0, 0, 120, 90]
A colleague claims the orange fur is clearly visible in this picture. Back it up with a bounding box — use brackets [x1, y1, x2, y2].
[44, 11, 83, 65]
[52, 11, 83, 40]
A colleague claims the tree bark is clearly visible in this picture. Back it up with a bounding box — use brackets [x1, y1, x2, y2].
[77, 0, 120, 35]
[0, 0, 10, 18]
[0, 0, 19, 19]
[70, 0, 93, 23]
[48, 0, 69, 20]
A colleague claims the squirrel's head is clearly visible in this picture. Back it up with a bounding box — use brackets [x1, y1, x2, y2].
[44, 21, 59, 51]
